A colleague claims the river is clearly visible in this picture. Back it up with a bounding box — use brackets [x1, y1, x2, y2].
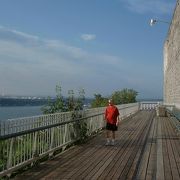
[0, 106, 43, 121]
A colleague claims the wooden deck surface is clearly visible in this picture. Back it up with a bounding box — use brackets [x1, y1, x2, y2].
[14, 110, 180, 180]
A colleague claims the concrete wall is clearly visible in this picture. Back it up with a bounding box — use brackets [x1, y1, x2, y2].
[164, 1, 180, 109]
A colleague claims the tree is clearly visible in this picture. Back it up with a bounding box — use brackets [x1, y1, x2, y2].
[91, 94, 108, 108]
[67, 89, 75, 111]
[76, 88, 85, 110]
[42, 85, 86, 114]
[42, 85, 66, 114]
[112, 88, 138, 104]
[42, 85, 88, 143]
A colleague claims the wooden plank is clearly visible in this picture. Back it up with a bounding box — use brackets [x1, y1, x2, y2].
[162, 117, 173, 180]
[63, 117, 134, 179]
[144, 116, 157, 180]
[15, 137, 105, 179]
[132, 114, 156, 180]
[117, 111, 155, 180]
[165, 117, 180, 179]
[167, 118, 180, 172]
[84, 148, 120, 180]
[109, 111, 154, 179]
[105, 112, 148, 179]
[47, 143, 107, 179]
[14, 145, 84, 179]
[97, 112, 146, 180]
[163, 117, 179, 180]
[156, 117, 165, 180]
[62, 146, 111, 179]
[134, 114, 156, 180]
[51, 114, 133, 179]
[75, 111, 145, 179]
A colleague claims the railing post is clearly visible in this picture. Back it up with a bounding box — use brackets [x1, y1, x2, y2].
[31, 131, 39, 166]
[49, 127, 55, 157]
[138, 102, 141, 110]
[7, 137, 15, 177]
[62, 124, 68, 151]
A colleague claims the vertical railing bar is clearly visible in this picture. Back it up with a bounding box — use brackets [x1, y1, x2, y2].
[20, 136, 22, 164]
[7, 137, 14, 170]
[23, 135, 25, 162]
[17, 138, 19, 165]
[30, 133, 32, 159]
[39, 132, 42, 155]
[26, 134, 28, 160]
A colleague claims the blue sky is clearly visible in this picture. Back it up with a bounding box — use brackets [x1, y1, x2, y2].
[0, 0, 177, 99]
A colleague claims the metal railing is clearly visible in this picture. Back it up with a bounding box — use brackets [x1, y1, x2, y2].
[0, 103, 139, 177]
[165, 105, 180, 132]
[169, 116, 180, 133]
[140, 101, 160, 110]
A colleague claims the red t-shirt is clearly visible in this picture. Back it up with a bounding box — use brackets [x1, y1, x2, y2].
[105, 105, 119, 124]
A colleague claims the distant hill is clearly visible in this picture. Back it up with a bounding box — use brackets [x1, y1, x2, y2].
[0, 97, 49, 106]
[0, 97, 93, 107]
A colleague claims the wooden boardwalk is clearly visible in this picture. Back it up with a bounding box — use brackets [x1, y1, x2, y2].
[14, 110, 180, 180]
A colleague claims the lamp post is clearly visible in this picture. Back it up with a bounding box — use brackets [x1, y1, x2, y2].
[150, 19, 170, 26]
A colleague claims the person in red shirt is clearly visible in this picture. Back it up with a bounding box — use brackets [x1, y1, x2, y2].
[104, 99, 120, 145]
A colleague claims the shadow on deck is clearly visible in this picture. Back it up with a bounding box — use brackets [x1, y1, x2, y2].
[14, 110, 180, 180]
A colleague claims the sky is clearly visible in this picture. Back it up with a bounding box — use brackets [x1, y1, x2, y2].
[0, 0, 177, 99]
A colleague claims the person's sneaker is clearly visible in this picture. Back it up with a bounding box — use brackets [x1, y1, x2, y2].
[111, 140, 115, 146]
[105, 141, 110, 146]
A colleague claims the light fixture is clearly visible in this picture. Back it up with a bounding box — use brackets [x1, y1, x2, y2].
[150, 19, 170, 26]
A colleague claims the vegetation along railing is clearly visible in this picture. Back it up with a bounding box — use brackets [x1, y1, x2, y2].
[0, 102, 140, 177]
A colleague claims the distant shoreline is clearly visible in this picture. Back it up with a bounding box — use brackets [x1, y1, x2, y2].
[0, 97, 93, 107]
[0, 98, 48, 107]
[0, 97, 163, 107]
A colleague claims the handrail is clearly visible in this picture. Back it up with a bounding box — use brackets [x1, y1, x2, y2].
[0, 112, 102, 140]
[0, 103, 138, 140]
[0, 102, 140, 177]
[165, 107, 180, 132]
[0, 103, 138, 137]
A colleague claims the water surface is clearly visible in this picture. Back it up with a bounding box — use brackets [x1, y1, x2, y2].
[0, 106, 43, 121]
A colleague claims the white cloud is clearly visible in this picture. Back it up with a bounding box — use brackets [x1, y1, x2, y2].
[0, 26, 161, 98]
[0, 27, 123, 96]
[81, 34, 96, 41]
[120, 0, 176, 15]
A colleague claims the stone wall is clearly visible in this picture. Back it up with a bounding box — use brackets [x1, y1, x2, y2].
[164, 1, 180, 109]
